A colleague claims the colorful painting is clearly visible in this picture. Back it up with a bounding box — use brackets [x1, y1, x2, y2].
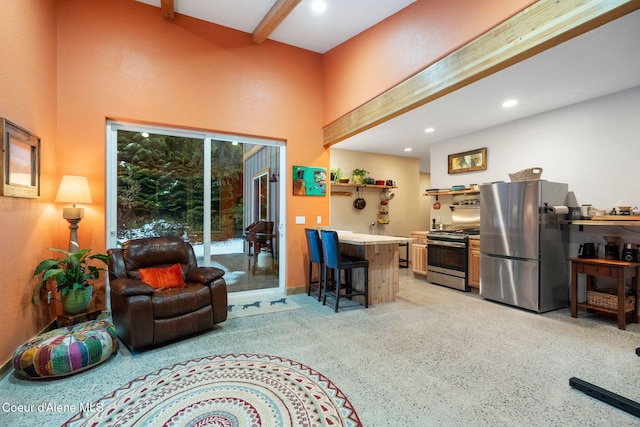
[292, 166, 326, 196]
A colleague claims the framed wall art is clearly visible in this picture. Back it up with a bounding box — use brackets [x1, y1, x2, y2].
[1, 118, 41, 198]
[448, 147, 487, 174]
[292, 165, 326, 196]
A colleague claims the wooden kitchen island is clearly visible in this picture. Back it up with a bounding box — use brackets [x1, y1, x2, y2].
[337, 232, 414, 305]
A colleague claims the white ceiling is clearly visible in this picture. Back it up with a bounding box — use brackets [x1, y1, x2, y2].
[338, 9, 640, 172]
[136, 1, 640, 173]
[136, 0, 416, 53]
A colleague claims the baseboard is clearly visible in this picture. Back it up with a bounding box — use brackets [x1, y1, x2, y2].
[0, 357, 13, 380]
[0, 319, 58, 380]
[286, 285, 307, 295]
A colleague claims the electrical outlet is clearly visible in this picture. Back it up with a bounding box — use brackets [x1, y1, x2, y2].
[47, 291, 52, 305]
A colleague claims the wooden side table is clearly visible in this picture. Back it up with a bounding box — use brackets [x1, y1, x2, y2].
[570, 257, 639, 330]
[56, 308, 102, 328]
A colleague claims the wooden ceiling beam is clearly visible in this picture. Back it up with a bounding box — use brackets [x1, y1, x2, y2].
[323, 0, 640, 147]
[252, 0, 302, 44]
[161, 0, 174, 21]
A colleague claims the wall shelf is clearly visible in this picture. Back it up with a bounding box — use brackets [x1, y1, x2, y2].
[562, 219, 640, 231]
[564, 220, 640, 226]
[332, 183, 397, 190]
[425, 189, 480, 196]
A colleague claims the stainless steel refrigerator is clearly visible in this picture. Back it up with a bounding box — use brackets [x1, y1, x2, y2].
[480, 180, 569, 312]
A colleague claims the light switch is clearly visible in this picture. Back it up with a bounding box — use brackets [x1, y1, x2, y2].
[317, 215, 322, 224]
[296, 216, 306, 224]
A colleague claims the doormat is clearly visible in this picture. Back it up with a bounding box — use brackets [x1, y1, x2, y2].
[62, 353, 362, 426]
[227, 295, 301, 319]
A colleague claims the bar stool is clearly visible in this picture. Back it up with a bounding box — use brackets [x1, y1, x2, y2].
[399, 242, 409, 268]
[320, 230, 369, 312]
[304, 228, 324, 301]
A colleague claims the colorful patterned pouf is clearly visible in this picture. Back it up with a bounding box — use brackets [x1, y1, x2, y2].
[12, 319, 117, 379]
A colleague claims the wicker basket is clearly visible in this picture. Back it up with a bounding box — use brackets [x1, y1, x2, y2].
[587, 290, 635, 312]
[509, 167, 543, 182]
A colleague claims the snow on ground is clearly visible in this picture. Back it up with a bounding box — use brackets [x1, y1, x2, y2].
[191, 238, 244, 256]
[192, 238, 246, 284]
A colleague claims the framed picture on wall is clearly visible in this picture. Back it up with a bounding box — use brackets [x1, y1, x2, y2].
[292, 165, 326, 196]
[1, 118, 41, 198]
[448, 147, 487, 174]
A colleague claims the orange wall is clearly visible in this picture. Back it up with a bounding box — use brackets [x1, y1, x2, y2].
[54, 0, 327, 298]
[322, 0, 537, 124]
[0, 0, 328, 365]
[0, 0, 60, 365]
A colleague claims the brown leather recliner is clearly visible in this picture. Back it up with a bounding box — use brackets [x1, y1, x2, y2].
[107, 237, 227, 351]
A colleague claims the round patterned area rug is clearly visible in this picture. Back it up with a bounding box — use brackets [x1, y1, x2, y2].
[62, 353, 362, 427]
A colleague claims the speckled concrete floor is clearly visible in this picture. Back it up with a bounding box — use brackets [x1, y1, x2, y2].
[3, 271, 640, 426]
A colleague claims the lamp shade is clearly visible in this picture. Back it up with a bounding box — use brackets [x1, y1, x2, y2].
[55, 175, 93, 205]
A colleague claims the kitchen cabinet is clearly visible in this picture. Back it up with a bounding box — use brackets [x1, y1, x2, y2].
[337, 233, 413, 304]
[411, 231, 428, 276]
[468, 238, 480, 288]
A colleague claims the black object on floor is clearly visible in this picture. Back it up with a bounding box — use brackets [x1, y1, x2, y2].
[399, 242, 409, 268]
[636, 347, 640, 356]
[569, 377, 640, 418]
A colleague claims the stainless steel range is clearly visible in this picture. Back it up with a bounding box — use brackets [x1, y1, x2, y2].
[427, 204, 480, 292]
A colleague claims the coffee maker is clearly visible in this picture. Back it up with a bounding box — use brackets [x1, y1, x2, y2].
[622, 243, 639, 262]
[602, 236, 621, 260]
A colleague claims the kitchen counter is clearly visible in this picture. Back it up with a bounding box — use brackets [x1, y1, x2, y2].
[336, 232, 414, 305]
[337, 232, 414, 245]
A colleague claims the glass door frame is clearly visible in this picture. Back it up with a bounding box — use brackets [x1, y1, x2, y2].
[105, 121, 287, 308]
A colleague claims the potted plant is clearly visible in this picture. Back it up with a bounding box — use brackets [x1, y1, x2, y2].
[330, 167, 343, 183]
[33, 248, 108, 314]
[352, 168, 369, 185]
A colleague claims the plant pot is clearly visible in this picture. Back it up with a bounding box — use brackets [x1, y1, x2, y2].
[62, 286, 92, 314]
[352, 175, 364, 185]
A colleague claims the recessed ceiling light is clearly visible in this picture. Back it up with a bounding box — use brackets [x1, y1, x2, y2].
[311, 0, 327, 13]
[424, 128, 435, 133]
[404, 148, 412, 152]
[502, 99, 518, 108]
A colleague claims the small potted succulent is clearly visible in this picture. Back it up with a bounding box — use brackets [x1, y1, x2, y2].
[33, 248, 108, 314]
[352, 168, 369, 185]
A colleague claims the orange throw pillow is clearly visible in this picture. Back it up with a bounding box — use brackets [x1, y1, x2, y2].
[138, 263, 186, 290]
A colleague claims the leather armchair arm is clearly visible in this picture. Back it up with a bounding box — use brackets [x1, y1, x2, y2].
[110, 277, 154, 297]
[187, 267, 225, 285]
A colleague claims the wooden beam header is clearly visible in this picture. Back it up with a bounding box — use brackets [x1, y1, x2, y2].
[161, 0, 174, 21]
[252, 0, 302, 44]
[323, 0, 640, 147]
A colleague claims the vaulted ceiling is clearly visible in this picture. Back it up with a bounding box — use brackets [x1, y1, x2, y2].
[137, 0, 415, 53]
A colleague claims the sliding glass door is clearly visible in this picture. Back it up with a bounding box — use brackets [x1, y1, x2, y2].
[106, 121, 285, 299]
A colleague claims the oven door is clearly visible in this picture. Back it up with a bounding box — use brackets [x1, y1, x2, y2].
[427, 238, 469, 291]
[427, 239, 467, 272]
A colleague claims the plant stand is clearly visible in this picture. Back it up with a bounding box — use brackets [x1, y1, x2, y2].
[56, 307, 102, 328]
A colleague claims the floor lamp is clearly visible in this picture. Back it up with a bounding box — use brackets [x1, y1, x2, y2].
[55, 175, 93, 253]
